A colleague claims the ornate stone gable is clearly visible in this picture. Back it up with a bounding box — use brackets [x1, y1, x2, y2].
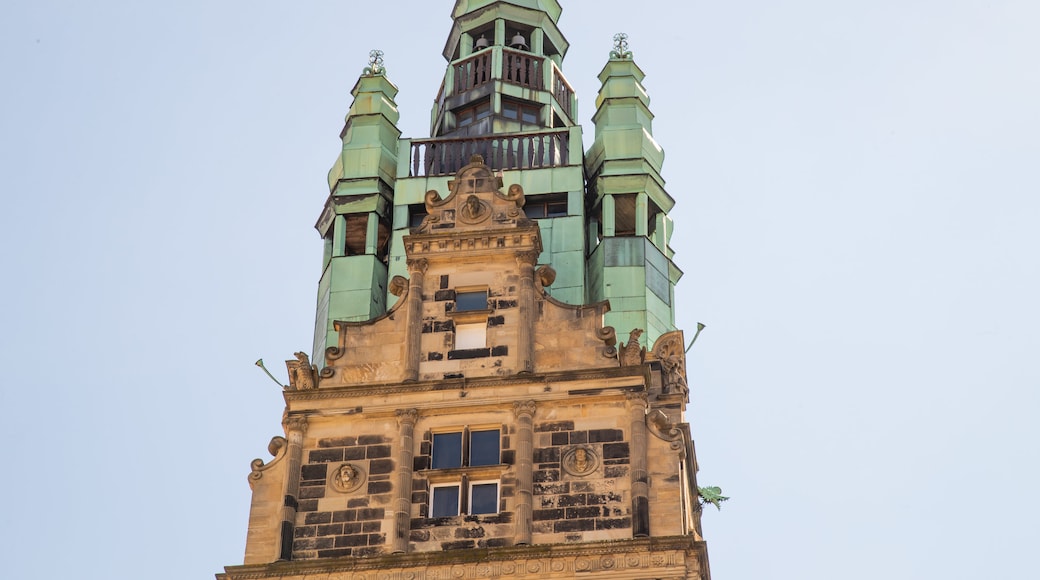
[414, 155, 529, 235]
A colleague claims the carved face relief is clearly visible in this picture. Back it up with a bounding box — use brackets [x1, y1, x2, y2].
[562, 446, 599, 477]
[329, 462, 366, 493]
[458, 194, 490, 224]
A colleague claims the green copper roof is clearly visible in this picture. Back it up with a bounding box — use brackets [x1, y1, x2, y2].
[452, 0, 562, 23]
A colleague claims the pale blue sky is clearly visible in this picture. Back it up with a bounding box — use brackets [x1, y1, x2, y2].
[2, 1, 1038, 578]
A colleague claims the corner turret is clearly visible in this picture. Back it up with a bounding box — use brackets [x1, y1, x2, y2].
[585, 35, 682, 346]
[312, 52, 402, 364]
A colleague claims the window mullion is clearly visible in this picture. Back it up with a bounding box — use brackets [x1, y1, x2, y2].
[462, 426, 471, 467]
[460, 474, 470, 515]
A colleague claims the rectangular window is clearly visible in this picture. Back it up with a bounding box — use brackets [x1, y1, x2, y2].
[455, 290, 488, 311]
[432, 429, 500, 468]
[432, 432, 463, 469]
[431, 484, 461, 517]
[469, 482, 499, 515]
[526, 193, 569, 219]
[502, 99, 540, 127]
[469, 429, 500, 466]
[428, 429, 502, 517]
[457, 100, 491, 127]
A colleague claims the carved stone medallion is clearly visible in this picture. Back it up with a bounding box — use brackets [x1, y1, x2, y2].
[328, 462, 366, 493]
[561, 445, 599, 477]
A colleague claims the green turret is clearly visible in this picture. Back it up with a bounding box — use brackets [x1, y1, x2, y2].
[585, 35, 681, 345]
[312, 53, 401, 364]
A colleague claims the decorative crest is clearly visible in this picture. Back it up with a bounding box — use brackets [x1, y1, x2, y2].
[610, 33, 632, 60]
[363, 49, 385, 75]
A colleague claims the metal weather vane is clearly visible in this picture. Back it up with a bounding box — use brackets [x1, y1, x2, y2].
[364, 49, 385, 75]
[610, 33, 633, 59]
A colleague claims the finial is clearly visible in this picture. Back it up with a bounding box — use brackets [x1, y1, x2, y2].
[363, 49, 385, 75]
[610, 33, 632, 60]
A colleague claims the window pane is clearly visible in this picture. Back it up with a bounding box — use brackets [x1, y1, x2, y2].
[455, 291, 487, 311]
[469, 429, 500, 466]
[431, 485, 460, 517]
[502, 102, 519, 120]
[470, 483, 498, 515]
[522, 108, 538, 124]
[432, 432, 463, 469]
[546, 202, 568, 217]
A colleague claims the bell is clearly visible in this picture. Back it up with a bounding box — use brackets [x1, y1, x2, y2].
[474, 34, 489, 50]
[510, 32, 529, 50]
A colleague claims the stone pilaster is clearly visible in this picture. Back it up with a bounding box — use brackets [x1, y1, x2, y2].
[392, 409, 419, 553]
[516, 252, 538, 374]
[404, 259, 428, 382]
[280, 415, 309, 560]
[626, 393, 650, 537]
[512, 400, 537, 545]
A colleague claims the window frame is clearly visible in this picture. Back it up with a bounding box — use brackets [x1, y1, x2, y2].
[468, 480, 501, 515]
[430, 482, 462, 517]
[425, 427, 504, 517]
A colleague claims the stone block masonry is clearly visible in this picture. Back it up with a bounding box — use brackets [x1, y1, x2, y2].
[291, 434, 395, 560]
[531, 420, 632, 542]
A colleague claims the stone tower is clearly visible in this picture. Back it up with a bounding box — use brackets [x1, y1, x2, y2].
[219, 2, 711, 579]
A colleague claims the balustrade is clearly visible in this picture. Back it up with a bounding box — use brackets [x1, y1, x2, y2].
[408, 129, 570, 177]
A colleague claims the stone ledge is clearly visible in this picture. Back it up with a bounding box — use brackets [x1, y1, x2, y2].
[217, 535, 708, 580]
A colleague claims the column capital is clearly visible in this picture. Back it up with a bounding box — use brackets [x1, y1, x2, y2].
[395, 408, 419, 426]
[512, 399, 537, 418]
[625, 391, 649, 410]
[515, 251, 539, 267]
[283, 415, 309, 434]
[406, 258, 428, 275]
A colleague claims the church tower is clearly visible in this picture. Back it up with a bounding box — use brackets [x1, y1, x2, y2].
[219, 2, 711, 579]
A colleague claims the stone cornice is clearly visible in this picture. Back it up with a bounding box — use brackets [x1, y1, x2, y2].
[403, 225, 542, 262]
[218, 535, 708, 580]
[286, 365, 648, 404]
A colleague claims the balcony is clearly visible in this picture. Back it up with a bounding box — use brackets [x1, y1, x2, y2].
[403, 128, 576, 177]
[441, 47, 576, 122]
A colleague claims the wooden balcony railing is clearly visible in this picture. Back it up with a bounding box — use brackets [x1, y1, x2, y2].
[454, 50, 493, 94]
[452, 48, 547, 95]
[408, 129, 571, 177]
[552, 64, 574, 119]
[502, 48, 544, 90]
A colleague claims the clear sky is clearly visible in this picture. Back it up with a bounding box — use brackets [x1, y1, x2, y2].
[1, 1, 1038, 579]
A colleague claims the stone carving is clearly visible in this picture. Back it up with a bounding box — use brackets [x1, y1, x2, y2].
[536, 265, 556, 288]
[513, 399, 537, 418]
[248, 436, 287, 482]
[646, 409, 685, 455]
[414, 156, 536, 235]
[395, 408, 419, 426]
[329, 462, 366, 493]
[503, 183, 526, 212]
[515, 250, 539, 266]
[283, 415, 309, 435]
[651, 331, 688, 395]
[562, 445, 599, 477]
[406, 258, 429, 275]
[597, 325, 618, 358]
[459, 194, 491, 224]
[618, 328, 646, 366]
[388, 275, 408, 297]
[285, 351, 317, 390]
